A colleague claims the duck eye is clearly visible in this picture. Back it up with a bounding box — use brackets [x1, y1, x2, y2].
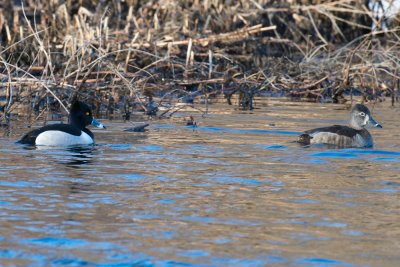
[359, 112, 365, 117]
[86, 112, 90, 116]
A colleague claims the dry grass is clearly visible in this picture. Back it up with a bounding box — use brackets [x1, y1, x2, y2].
[0, 0, 399, 123]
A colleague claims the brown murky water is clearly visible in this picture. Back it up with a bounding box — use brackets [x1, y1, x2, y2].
[0, 99, 399, 266]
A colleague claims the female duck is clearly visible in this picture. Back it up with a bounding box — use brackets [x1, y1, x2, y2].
[18, 100, 105, 146]
[299, 104, 382, 148]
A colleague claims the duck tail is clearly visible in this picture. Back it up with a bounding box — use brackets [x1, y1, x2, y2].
[298, 134, 312, 145]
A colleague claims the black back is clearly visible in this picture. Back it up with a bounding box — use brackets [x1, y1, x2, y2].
[305, 125, 359, 138]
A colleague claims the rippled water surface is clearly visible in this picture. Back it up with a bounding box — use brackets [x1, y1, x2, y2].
[0, 100, 399, 266]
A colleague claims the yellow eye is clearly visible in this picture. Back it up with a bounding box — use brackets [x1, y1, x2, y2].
[86, 112, 90, 116]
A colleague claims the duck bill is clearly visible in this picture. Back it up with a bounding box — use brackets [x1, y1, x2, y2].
[91, 118, 106, 129]
[367, 116, 382, 128]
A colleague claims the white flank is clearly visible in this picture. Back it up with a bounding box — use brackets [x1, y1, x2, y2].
[310, 132, 372, 148]
[35, 130, 93, 146]
[363, 114, 369, 126]
[311, 132, 341, 144]
[310, 132, 352, 147]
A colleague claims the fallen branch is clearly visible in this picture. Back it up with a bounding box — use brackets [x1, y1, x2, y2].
[129, 24, 277, 48]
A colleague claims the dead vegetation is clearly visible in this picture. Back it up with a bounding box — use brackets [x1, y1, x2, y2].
[0, 0, 399, 123]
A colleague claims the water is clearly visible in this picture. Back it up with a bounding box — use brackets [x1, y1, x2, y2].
[0, 100, 399, 266]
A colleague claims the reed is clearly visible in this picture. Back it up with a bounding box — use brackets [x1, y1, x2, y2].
[0, 0, 399, 122]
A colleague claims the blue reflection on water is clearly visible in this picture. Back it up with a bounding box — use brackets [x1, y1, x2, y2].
[255, 144, 288, 149]
[312, 221, 347, 228]
[178, 250, 210, 258]
[26, 237, 88, 248]
[0, 181, 40, 188]
[380, 181, 400, 186]
[290, 198, 319, 204]
[311, 152, 358, 158]
[296, 257, 356, 267]
[210, 176, 263, 186]
[0, 249, 24, 259]
[108, 144, 134, 150]
[309, 148, 400, 163]
[140, 145, 164, 151]
[342, 230, 364, 236]
[289, 232, 331, 242]
[344, 149, 400, 156]
[368, 187, 398, 193]
[1, 119, 398, 267]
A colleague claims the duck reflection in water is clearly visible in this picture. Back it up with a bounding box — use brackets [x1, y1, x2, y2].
[21, 144, 97, 168]
[62, 145, 96, 168]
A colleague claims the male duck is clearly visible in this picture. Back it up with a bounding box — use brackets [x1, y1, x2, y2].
[299, 104, 382, 148]
[18, 100, 105, 146]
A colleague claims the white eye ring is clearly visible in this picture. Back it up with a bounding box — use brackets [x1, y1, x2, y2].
[359, 112, 366, 116]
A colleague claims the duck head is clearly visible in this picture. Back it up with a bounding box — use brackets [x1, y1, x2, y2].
[349, 104, 382, 130]
[69, 100, 106, 130]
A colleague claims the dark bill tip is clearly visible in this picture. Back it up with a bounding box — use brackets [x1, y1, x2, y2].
[91, 118, 106, 129]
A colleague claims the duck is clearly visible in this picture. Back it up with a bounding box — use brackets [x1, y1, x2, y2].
[18, 100, 105, 146]
[123, 123, 150, 132]
[298, 104, 382, 148]
[184, 116, 197, 127]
